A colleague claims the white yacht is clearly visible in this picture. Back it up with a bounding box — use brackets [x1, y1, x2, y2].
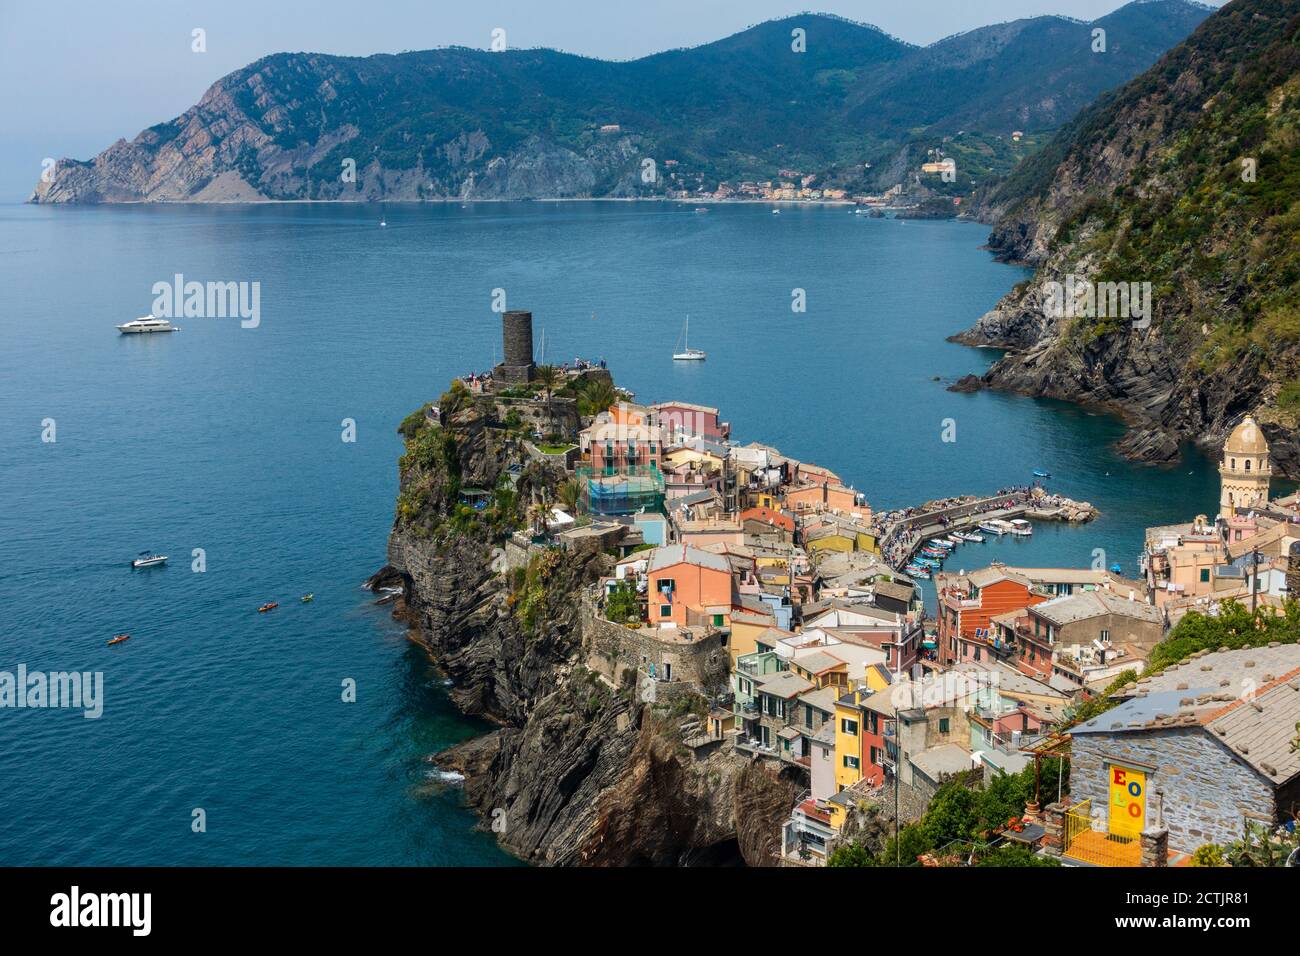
[118, 316, 177, 334]
[672, 316, 706, 361]
[131, 552, 168, 568]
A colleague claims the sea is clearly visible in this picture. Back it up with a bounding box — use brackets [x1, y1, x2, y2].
[0, 200, 1224, 864]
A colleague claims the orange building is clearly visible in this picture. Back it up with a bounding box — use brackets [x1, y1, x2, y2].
[935, 567, 1048, 666]
[646, 544, 735, 628]
[796, 463, 841, 487]
[783, 482, 859, 514]
[739, 505, 795, 535]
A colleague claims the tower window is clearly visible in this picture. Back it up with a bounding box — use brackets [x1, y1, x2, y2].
[1245, 459, 1251, 471]
[1231, 458, 1237, 470]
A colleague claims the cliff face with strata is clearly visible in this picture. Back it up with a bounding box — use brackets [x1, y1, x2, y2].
[29, 52, 649, 204]
[371, 392, 796, 865]
[954, 0, 1300, 476]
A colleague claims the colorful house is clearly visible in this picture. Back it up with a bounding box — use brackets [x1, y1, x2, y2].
[652, 401, 730, 443]
[646, 543, 734, 628]
[935, 567, 1050, 667]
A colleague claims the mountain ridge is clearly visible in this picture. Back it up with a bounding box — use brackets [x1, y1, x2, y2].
[31, 2, 1212, 204]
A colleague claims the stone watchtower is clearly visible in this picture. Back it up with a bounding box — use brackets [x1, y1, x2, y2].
[494, 310, 535, 384]
[1219, 415, 1271, 516]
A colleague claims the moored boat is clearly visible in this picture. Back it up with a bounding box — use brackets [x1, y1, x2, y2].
[1008, 519, 1033, 536]
[672, 316, 706, 361]
[978, 521, 1009, 536]
[952, 531, 984, 543]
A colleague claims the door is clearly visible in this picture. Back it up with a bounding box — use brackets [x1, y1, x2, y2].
[1108, 764, 1146, 838]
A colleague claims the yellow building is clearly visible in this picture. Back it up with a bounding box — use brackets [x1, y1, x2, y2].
[665, 446, 724, 472]
[1219, 415, 1271, 516]
[833, 688, 870, 794]
[805, 523, 879, 558]
[729, 617, 787, 668]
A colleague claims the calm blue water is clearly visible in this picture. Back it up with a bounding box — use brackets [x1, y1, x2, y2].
[0, 201, 1222, 864]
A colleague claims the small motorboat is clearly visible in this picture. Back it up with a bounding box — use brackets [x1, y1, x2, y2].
[978, 521, 1009, 536]
[771, 208, 781, 215]
[301, 594, 314, 603]
[132, 552, 168, 568]
[258, 602, 279, 613]
[1008, 519, 1033, 536]
[953, 531, 984, 543]
[1032, 469, 1051, 479]
[107, 634, 130, 646]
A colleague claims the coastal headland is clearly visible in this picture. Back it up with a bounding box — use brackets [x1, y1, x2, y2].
[367, 310, 1101, 866]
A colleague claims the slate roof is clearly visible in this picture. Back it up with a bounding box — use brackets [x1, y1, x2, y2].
[757, 671, 815, 699]
[812, 722, 837, 746]
[1206, 672, 1300, 784]
[873, 581, 915, 603]
[1031, 590, 1162, 627]
[1075, 643, 1300, 786]
[910, 743, 972, 782]
[790, 651, 843, 675]
[798, 686, 840, 714]
[648, 544, 731, 574]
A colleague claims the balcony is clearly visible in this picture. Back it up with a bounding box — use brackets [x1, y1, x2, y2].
[781, 792, 838, 866]
[1063, 799, 1140, 867]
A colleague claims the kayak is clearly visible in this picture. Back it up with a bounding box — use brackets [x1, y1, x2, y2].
[258, 603, 279, 613]
[107, 634, 130, 646]
[301, 594, 314, 603]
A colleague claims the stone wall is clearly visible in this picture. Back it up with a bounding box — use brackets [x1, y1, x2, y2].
[1071, 727, 1278, 850]
[582, 601, 730, 698]
[490, 396, 581, 441]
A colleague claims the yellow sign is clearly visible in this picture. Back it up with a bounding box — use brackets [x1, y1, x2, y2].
[1108, 765, 1146, 838]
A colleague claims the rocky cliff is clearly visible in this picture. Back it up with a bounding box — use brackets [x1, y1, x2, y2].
[371, 387, 798, 865]
[953, 0, 1300, 476]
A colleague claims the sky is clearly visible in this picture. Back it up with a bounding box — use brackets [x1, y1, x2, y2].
[0, 0, 1224, 200]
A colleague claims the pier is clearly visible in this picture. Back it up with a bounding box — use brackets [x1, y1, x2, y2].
[876, 488, 1098, 568]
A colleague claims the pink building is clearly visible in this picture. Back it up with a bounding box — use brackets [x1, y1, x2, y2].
[652, 401, 730, 443]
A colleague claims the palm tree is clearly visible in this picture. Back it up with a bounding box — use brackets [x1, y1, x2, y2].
[557, 478, 582, 515]
[528, 501, 551, 537]
[535, 365, 562, 420]
[580, 378, 618, 416]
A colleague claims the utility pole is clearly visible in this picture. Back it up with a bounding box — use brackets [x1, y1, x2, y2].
[1252, 548, 1260, 615]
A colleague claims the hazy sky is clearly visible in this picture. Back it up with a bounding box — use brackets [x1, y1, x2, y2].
[0, 0, 1223, 200]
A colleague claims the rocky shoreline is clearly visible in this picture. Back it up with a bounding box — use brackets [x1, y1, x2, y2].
[366, 397, 801, 866]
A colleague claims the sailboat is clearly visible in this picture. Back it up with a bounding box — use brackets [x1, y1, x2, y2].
[672, 316, 706, 361]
